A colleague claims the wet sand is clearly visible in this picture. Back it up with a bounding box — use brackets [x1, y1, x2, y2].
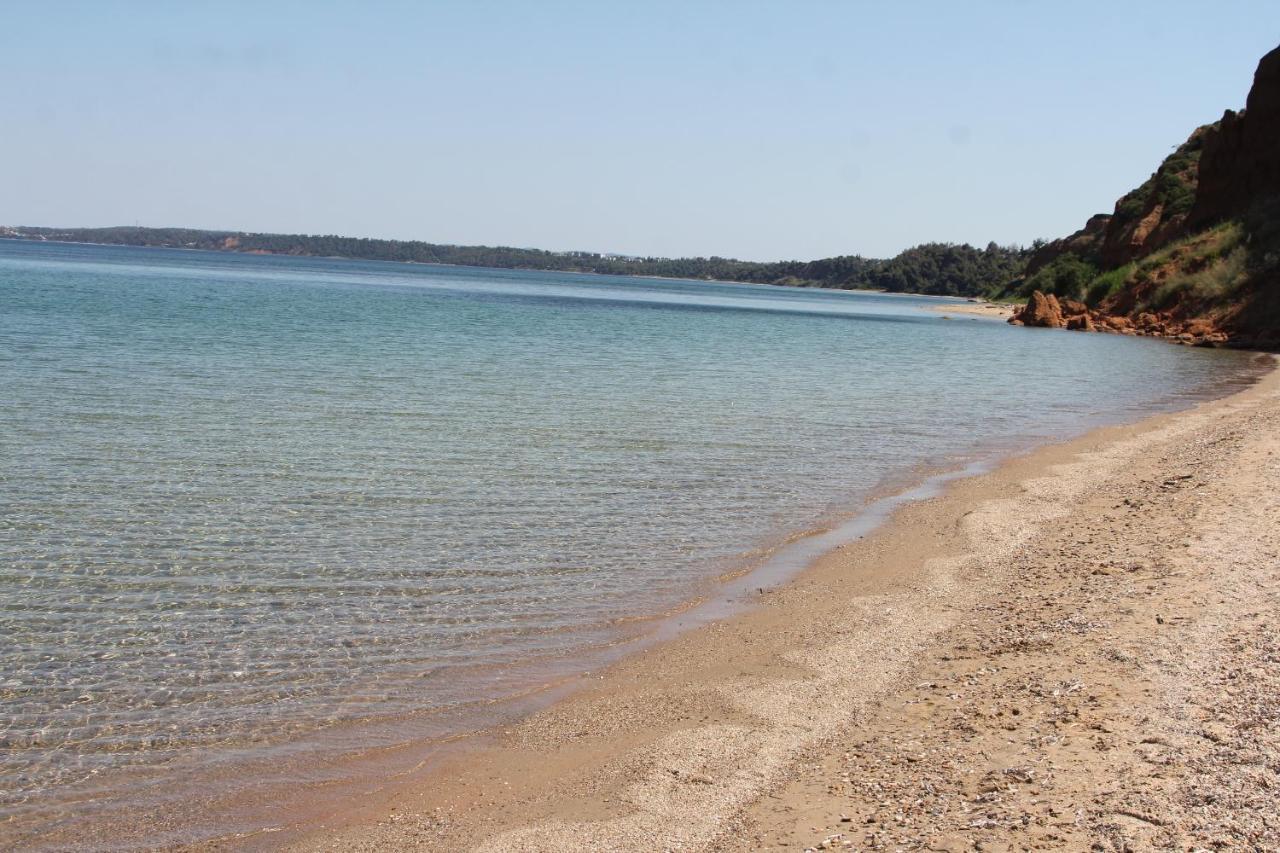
[261, 355, 1280, 852]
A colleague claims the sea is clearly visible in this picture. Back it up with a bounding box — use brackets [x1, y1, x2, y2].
[0, 238, 1262, 847]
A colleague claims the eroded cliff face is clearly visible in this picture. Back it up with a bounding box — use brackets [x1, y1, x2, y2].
[1026, 126, 1211, 278]
[1011, 44, 1280, 349]
[1190, 45, 1280, 230]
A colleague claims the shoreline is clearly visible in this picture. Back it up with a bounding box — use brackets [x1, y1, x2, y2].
[928, 299, 1017, 320]
[11, 355, 1270, 850]
[7, 238, 1253, 851]
[256, 357, 1280, 851]
[12, 439, 1040, 850]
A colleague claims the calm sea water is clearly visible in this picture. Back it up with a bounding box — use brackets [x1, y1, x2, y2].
[0, 239, 1260, 845]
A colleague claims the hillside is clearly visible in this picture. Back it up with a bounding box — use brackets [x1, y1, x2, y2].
[1007, 44, 1280, 349]
[0, 225, 1026, 299]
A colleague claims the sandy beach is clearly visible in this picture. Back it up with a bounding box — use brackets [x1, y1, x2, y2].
[257, 355, 1280, 852]
[929, 300, 1017, 320]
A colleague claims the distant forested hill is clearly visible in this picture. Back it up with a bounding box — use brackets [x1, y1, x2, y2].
[0, 225, 1028, 298]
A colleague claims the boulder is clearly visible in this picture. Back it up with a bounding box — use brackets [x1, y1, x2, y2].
[1012, 291, 1065, 328]
[1198, 331, 1229, 346]
[1135, 312, 1161, 331]
[1184, 318, 1218, 336]
[1066, 313, 1096, 331]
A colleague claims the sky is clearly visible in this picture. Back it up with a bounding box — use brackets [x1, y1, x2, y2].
[3, 2, 1279, 262]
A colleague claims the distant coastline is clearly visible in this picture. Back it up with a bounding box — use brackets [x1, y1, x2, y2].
[0, 225, 1028, 298]
[0, 235, 992, 304]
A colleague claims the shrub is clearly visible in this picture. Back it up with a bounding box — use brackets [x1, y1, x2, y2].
[1149, 245, 1247, 309]
[1021, 253, 1099, 301]
[1085, 263, 1134, 306]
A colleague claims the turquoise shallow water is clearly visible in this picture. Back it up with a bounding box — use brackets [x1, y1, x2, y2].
[0, 239, 1260, 844]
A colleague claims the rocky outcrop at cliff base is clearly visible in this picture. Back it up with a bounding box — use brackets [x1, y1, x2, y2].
[1009, 290, 1230, 347]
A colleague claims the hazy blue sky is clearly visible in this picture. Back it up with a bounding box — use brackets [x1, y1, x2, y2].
[3, 2, 1278, 261]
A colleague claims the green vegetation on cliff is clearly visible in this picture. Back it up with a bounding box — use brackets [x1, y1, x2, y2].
[999, 42, 1280, 346]
[1113, 130, 1205, 223]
